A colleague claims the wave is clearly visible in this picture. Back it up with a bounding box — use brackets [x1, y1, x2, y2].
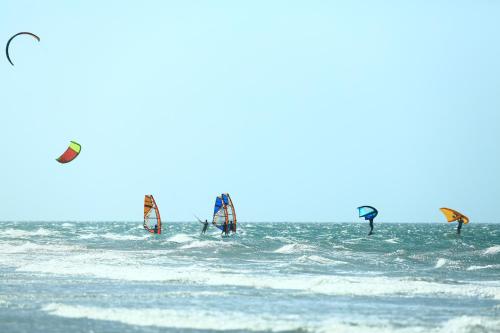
[466, 264, 500, 271]
[298, 255, 347, 265]
[274, 243, 314, 254]
[180, 240, 223, 249]
[17, 256, 500, 300]
[41, 303, 500, 333]
[263, 235, 293, 242]
[42, 303, 305, 332]
[0, 227, 56, 238]
[437, 315, 500, 333]
[167, 234, 194, 243]
[483, 245, 500, 255]
[100, 233, 147, 241]
[0, 242, 82, 255]
[434, 258, 448, 268]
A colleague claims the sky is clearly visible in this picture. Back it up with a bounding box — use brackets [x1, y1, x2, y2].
[1, 1, 499, 222]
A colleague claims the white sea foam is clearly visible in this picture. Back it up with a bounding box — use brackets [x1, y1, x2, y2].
[100, 233, 147, 241]
[263, 235, 292, 242]
[180, 240, 221, 249]
[18, 255, 500, 300]
[436, 315, 500, 333]
[434, 258, 448, 268]
[42, 303, 304, 331]
[298, 255, 346, 265]
[61, 223, 75, 227]
[0, 227, 55, 238]
[384, 238, 399, 244]
[483, 245, 500, 255]
[274, 243, 314, 254]
[167, 234, 194, 243]
[466, 264, 500, 271]
[0, 242, 82, 255]
[42, 303, 500, 333]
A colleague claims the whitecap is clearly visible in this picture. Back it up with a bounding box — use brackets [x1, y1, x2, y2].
[274, 243, 314, 254]
[0, 227, 55, 238]
[42, 303, 305, 331]
[100, 233, 147, 241]
[167, 234, 194, 243]
[483, 245, 500, 255]
[384, 238, 399, 244]
[437, 315, 500, 333]
[466, 264, 500, 271]
[434, 258, 447, 268]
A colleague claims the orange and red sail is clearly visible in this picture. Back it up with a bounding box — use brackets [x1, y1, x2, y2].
[144, 195, 161, 234]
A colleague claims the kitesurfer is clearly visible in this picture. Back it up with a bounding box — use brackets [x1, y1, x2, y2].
[368, 219, 374, 235]
[457, 218, 464, 235]
[201, 219, 209, 234]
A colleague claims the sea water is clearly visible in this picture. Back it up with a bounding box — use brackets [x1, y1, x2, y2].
[0, 222, 499, 333]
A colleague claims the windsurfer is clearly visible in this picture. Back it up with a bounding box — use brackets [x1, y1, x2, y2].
[154, 224, 158, 234]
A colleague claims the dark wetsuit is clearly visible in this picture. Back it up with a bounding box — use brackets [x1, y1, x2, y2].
[201, 220, 209, 234]
[457, 219, 463, 235]
[154, 225, 158, 234]
[368, 219, 374, 235]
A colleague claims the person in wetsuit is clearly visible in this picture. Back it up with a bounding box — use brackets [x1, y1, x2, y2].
[154, 224, 158, 234]
[368, 218, 374, 235]
[457, 218, 464, 235]
[201, 219, 209, 234]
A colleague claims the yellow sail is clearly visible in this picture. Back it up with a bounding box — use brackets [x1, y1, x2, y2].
[440, 208, 469, 224]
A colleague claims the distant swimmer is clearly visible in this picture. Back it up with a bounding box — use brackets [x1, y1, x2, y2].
[358, 206, 379, 236]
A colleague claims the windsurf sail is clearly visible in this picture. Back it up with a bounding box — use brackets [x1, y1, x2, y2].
[358, 206, 378, 221]
[212, 193, 237, 233]
[440, 208, 469, 224]
[144, 195, 161, 234]
[56, 141, 81, 164]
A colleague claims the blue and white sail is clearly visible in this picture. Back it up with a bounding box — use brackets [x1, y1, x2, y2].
[357, 206, 378, 221]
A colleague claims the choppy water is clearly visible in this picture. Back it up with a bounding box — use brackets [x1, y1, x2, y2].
[0, 222, 499, 333]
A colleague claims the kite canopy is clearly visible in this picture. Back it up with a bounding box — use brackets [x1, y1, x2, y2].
[358, 206, 378, 221]
[5, 32, 40, 66]
[440, 208, 469, 224]
[144, 195, 162, 234]
[56, 141, 81, 164]
[213, 193, 237, 233]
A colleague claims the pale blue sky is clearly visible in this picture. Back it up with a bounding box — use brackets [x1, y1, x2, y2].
[1, 1, 499, 222]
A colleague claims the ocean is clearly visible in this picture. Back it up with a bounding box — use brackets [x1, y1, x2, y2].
[0, 222, 499, 333]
